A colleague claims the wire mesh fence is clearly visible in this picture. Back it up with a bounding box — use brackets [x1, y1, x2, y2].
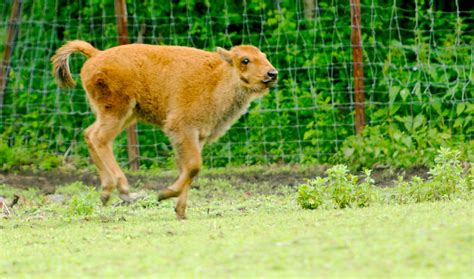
[0, 0, 472, 169]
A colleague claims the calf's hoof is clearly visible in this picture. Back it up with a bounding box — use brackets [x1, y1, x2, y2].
[100, 193, 110, 205]
[175, 206, 187, 220]
[176, 214, 187, 220]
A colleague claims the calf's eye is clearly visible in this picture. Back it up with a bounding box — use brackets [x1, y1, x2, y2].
[241, 58, 250, 65]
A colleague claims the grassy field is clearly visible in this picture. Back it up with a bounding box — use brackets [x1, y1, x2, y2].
[1, 177, 473, 278]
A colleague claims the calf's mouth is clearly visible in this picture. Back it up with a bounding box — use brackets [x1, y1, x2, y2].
[262, 78, 277, 87]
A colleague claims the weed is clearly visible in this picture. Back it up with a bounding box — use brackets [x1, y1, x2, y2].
[353, 169, 376, 207]
[428, 147, 465, 196]
[326, 165, 355, 208]
[297, 165, 376, 209]
[467, 167, 474, 191]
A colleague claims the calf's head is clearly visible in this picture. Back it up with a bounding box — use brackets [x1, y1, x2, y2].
[217, 45, 278, 92]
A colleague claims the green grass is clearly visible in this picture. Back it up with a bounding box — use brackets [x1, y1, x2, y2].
[1, 180, 473, 278]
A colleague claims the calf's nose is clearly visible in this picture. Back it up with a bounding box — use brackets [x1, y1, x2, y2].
[267, 69, 278, 80]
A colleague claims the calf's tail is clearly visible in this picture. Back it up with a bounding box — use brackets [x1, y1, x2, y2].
[51, 40, 100, 88]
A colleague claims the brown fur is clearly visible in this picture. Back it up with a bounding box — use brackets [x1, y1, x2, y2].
[52, 40, 277, 219]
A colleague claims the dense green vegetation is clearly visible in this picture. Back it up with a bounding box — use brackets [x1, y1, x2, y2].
[298, 148, 473, 209]
[0, 0, 472, 170]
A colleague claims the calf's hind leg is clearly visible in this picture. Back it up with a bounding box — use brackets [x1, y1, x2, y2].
[84, 113, 134, 204]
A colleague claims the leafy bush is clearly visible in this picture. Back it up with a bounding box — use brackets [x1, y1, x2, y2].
[297, 165, 376, 209]
[394, 148, 471, 203]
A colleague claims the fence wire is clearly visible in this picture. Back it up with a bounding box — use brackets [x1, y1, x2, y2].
[0, 0, 472, 168]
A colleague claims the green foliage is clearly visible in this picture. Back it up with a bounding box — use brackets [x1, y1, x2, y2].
[334, 124, 473, 170]
[297, 165, 376, 209]
[0, 136, 63, 171]
[0, 140, 31, 170]
[0, 0, 472, 169]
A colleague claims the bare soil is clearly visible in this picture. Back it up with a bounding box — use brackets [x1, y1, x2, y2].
[0, 165, 430, 194]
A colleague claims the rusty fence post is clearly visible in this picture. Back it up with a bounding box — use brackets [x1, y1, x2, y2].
[114, 0, 140, 170]
[0, 0, 23, 114]
[350, 0, 365, 135]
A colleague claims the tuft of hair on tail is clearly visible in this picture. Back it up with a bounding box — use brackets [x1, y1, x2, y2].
[51, 40, 100, 88]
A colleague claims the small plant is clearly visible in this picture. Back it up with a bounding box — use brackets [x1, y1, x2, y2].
[428, 147, 465, 196]
[391, 176, 417, 204]
[353, 169, 376, 207]
[326, 165, 355, 209]
[467, 167, 474, 192]
[297, 165, 376, 210]
[67, 187, 97, 216]
[296, 178, 325, 210]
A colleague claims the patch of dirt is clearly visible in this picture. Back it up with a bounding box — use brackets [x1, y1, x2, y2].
[0, 165, 431, 194]
[368, 166, 430, 188]
[0, 170, 100, 194]
[0, 170, 170, 194]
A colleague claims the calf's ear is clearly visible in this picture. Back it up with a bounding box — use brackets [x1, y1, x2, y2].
[217, 47, 233, 65]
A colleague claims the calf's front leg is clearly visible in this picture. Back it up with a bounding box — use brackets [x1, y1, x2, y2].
[158, 129, 202, 219]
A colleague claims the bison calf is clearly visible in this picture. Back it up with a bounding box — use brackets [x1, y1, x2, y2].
[52, 41, 278, 219]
